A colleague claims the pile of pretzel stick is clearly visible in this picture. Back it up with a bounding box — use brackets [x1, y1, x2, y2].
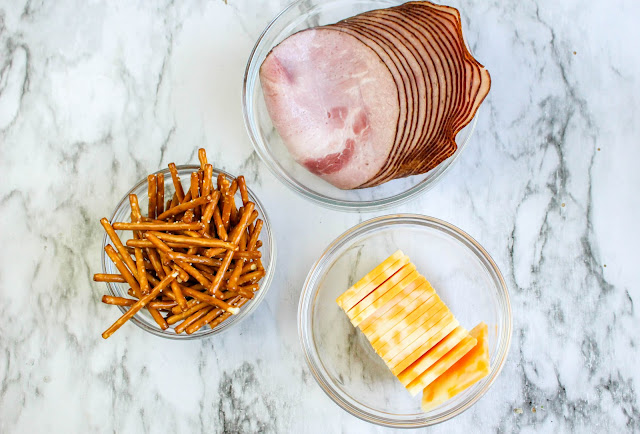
[95, 148, 265, 339]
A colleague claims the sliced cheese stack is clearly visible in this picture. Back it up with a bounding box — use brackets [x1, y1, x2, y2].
[336, 250, 490, 411]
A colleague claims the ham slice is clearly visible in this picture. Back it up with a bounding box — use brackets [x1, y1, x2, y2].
[260, 28, 400, 189]
[259, 1, 490, 189]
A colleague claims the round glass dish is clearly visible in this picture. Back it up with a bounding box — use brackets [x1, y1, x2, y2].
[243, 0, 478, 211]
[298, 214, 511, 427]
[101, 165, 276, 340]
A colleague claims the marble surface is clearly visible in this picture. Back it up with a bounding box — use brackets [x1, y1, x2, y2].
[0, 0, 639, 432]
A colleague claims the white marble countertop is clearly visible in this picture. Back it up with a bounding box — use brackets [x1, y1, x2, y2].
[1, 0, 638, 432]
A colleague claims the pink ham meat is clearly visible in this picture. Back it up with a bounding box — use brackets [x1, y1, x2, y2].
[259, 1, 490, 189]
[260, 28, 400, 190]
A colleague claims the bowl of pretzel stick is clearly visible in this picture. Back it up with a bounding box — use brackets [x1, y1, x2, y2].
[94, 149, 275, 339]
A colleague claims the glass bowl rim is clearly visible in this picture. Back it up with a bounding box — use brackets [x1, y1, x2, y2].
[242, 0, 479, 212]
[297, 213, 512, 427]
[100, 164, 276, 340]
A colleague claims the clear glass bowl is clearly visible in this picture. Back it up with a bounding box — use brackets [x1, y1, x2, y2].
[101, 165, 276, 340]
[243, 0, 478, 211]
[298, 214, 511, 427]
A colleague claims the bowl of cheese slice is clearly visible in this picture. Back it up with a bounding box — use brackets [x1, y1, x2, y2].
[298, 214, 511, 427]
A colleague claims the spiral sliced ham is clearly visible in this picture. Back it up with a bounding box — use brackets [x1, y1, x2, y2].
[259, 1, 491, 189]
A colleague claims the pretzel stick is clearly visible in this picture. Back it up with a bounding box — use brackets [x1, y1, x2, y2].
[148, 307, 169, 330]
[237, 175, 249, 206]
[202, 164, 213, 196]
[147, 174, 157, 219]
[192, 296, 249, 334]
[127, 240, 193, 249]
[93, 274, 126, 283]
[217, 173, 227, 193]
[181, 287, 239, 314]
[129, 194, 143, 239]
[167, 303, 208, 325]
[228, 219, 262, 289]
[147, 232, 238, 250]
[145, 247, 166, 278]
[168, 163, 185, 202]
[212, 207, 227, 241]
[134, 248, 150, 295]
[175, 306, 213, 334]
[101, 296, 176, 310]
[170, 298, 199, 316]
[101, 271, 177, 339]
[157, 194, 214, 220]
[112, 222, 204, 231]
[170, 193, 179, 209]
[228, 202, 255, 244]
[181, 210, 194, 223]
[190, 172, 200, 220]
[186, 307, 223, 334]
[203, 249, 261, 260]
[238, 269, 265, 285]
[198, 148, 208, 169]
[166, 251, 222, 267]
[180, 189, 192, 204]
[201, 201, 216, 236]
[105, 245, 142, 297]
[100, 218, 138, 279]
[153, 173, 162, 215]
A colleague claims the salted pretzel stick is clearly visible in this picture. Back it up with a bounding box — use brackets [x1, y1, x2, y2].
[105, 245, 142, 297]
[198, 148, 208, 169]
[148, 232, 237, 250]
[101, 296, 176, 310]
[201, 201, 216, 236]
[145, 247, 166, 279]
[220, 184, 235, 230]
[129, 194, 143, 239]
[148, 307, 169, 330]
[186, 307, 223, 334]
[100, 218, 139, 279]
[212, 207, 227, 241]
[228, 219, 262, 289]
[175, 306, 213, 334]
[221, 287, 254, 300]
[238, 269, 265, 285]
[168, 163, 185, 202]
[134, 248, 150, 295]
[168, 303, 208, 325]
[203, 249, 261, 260]
[206, 203, 255, 296]
[165, 199, 172, 213]
[146, 233, 214, 290]
[236, 175, 249, 206]
[148, 174, 157, 219]
[170, 298, 199, 316]
[127, 239, 193, 249]
[217, 173, 227, 193]
[166, 251, 222, 267]
[170, 193, 179, 209]
[181, 210, 195, 223]
[194, 296, 249, 333]
[93, 274, 126, 283]
[181, 287, 239, 314]
[156, 174, 164, 216]
[157, 194, 215, 220]
[112, 222, 204, 231]
[190, 172, 200, 219]
[101, 271, 178, 339]
[202, 164, 213, 196]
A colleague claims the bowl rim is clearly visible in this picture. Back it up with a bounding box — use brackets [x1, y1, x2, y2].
[100, 164, 276, 340]
[242, 0, 478, 212]
[297, 213, 512, 427]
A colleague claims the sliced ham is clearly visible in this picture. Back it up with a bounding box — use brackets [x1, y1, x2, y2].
[259, 1, 491, 189]
[259, 28, 399, 189]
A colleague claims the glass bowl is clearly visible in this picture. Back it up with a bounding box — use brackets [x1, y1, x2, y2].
[243, 0, 478, 211]
[101, 165, 276, 340]
[298, 214, 511, 427]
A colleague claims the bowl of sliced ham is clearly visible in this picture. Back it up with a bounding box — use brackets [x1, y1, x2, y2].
[243, 0, 491, 210]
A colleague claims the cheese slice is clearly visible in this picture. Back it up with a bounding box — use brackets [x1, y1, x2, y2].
[372, 300, 445, 354]
[347, 264, 416, 322]
[361, 280, 435, 338]
[421, 322, 490, 411]
[358, 275, 428, 331]
[349, 268, 420, 326]
[396, 326, 468, 384]
[336, 250, 405, 310]
[407, 334, 477, 395]
[384, 312, 458, 365]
